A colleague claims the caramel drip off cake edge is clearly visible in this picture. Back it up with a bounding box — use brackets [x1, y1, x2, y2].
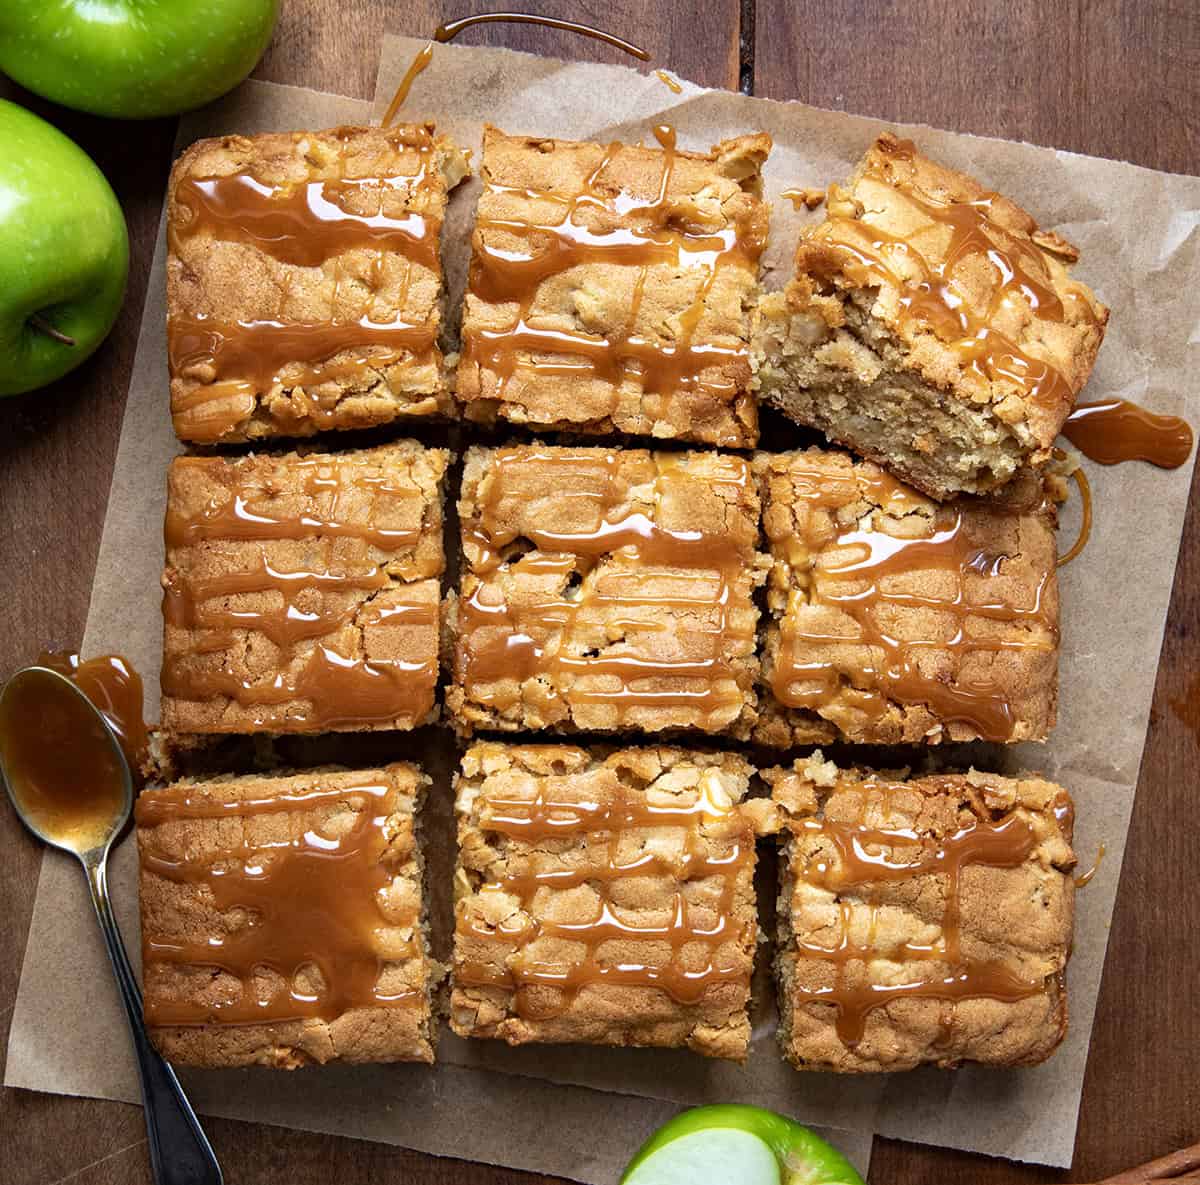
[134, 762, 442, 1068]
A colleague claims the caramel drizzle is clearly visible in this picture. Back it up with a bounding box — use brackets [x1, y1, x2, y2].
[169, 134, 442, 440]
[455, 449, 755, 727]
[655, 70, 683, 94]
[162, 457, 438, 731]
[170, 170, 438, 272]
[382, 41, 435, 126]
[433, 13, 650, 60]
[1056, 464, 1092, 568]
[790, 786, 1058, 1046]
[461, 126, 764, 422]
[1075, 842, 1106, 888]
[1062, 398, 1194, 469]
[817, 139, 1098, 412]
[770, 463, 1056, 741]
[455, 776, 754, 1015]
[138, 780, 420, 1026]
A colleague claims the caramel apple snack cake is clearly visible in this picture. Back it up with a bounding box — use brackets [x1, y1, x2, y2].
[754, 447, 1059, 748]
[160, 439, 448, 736]
[454, 125, 771, 447]
[166, 123, 468, 444]
[447, 443, 769, 738]
[766, 754, 1075, 1072]
[451, 742, 770, 1058]
[753, 133, 1109, 500]
[136, 763, 438, 1067]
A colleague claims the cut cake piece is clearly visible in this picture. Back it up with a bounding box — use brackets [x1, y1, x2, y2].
[753, 447, 1059, 747]
[136, 763, 439, 1067]
[167, 123, 468, 443]
[766, 753, 1075, 1072]
[451, 742, 765, 1059]
[455, 124, 771, 447]
[753, 133, 1108, 499]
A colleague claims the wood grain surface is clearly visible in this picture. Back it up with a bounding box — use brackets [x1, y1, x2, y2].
[1, 2, 1196, 1182]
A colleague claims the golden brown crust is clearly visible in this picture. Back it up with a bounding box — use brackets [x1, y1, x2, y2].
[766, 755, 1075, 1072]
[451, 742, 760, 1059]
[167, 124, 468, 443]
[455, 125, 770, 446]
[137, 764, 438, 1067]
[753, 447, 1059, 746]
[754, 133, 1109, 499]
[447, 444, 768, 737]
[161, 440, 448, 736]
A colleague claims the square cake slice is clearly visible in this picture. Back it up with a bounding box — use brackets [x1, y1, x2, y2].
[766, 754, 1075, 1072]
[451, 743, 766, 1059]
[448, 444, 768, 738]
[167, 123, 468, 444]
[753, 447, 1058, 747]
[455, 125, 771, 447]
[753, 133, 1108, 499]
[161, 440, 448, 736]
[136, 763, 438, 1067]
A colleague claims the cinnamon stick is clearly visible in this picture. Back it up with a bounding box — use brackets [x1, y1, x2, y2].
[1094, 1140, 1200, 1183]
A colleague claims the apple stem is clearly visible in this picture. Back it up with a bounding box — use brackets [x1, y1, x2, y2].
[28, 313, 76, 348]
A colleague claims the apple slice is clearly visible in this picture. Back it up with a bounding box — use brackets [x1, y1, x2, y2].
[621, 1105, 864, 1185]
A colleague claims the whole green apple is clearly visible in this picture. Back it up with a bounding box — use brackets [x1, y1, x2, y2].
[0, 0, 280, 120]
[0, 100, 129, 397]
[621, 1105, 865, 1185]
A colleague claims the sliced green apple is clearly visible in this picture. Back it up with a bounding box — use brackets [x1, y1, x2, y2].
[621, 1105, 864, 1185]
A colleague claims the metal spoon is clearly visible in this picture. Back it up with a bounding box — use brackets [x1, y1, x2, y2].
[0, 666, 222, 1185]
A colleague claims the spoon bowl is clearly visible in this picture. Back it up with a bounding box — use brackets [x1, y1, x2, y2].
[0, 663, 222, 1185]
[0, 665, 132, 858]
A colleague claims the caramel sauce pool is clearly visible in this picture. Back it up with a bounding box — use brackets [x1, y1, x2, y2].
[0, 668, 128, 851]
[1062, 398, 1194, 468]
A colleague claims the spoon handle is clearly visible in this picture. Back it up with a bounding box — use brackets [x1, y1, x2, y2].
[83, 853, 224, 1185]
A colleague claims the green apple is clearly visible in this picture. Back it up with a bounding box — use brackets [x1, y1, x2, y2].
[621, 1106, 865, 1185]
[0, 100, 129, 397]
[0, 0, 280, 120]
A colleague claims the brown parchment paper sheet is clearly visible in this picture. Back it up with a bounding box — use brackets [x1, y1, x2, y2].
[1, 78, 872, 1185]
[6, 27, 1200, 1170]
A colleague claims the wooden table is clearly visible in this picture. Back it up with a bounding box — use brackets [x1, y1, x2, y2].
[2, 2, 1196, 1181]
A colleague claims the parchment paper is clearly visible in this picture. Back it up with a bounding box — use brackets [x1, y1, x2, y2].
[7, 29, 1200, 1174]
[1, 78, 870, 1185]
